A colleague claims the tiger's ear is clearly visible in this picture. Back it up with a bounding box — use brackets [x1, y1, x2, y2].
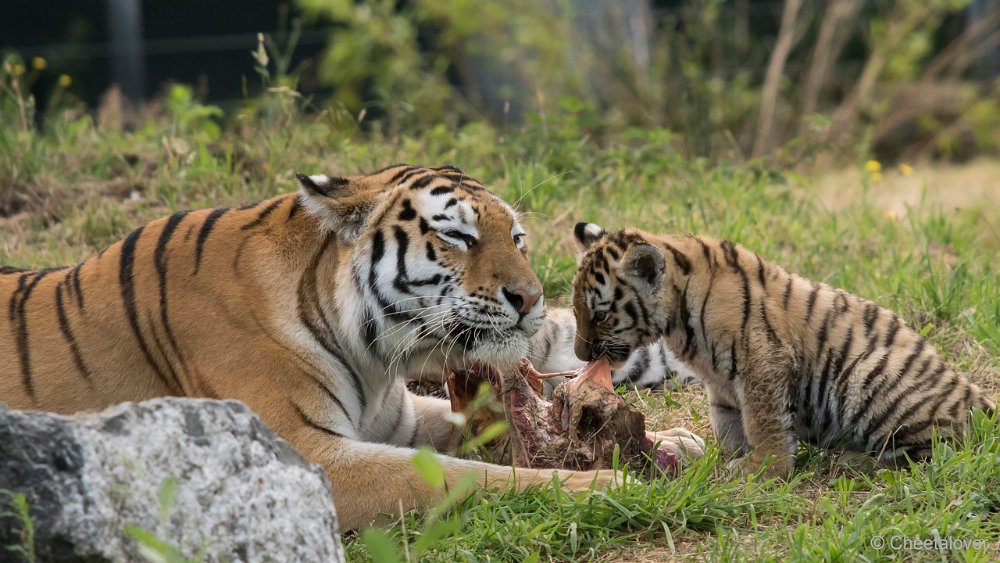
[296, 172, 377, 242]
[621, 244, 665, 290]
[574, 222, 607, 250]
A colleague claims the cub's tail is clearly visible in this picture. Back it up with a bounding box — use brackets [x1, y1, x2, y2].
[974, 391, 997, 420]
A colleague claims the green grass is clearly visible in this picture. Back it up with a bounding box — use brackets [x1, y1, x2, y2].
[2, 94, 998, 561]
[2, 490, 36, 562]
[345, 411, 1000, 562]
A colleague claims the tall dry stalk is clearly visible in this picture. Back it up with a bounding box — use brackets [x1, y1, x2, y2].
[798, 0, 863, 130]
[753, 0, 804, 158]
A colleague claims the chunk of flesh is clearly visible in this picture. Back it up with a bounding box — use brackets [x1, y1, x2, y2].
[446, 358, 678, 477]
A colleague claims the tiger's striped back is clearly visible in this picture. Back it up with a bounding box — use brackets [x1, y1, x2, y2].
[1, 198, 307, 414]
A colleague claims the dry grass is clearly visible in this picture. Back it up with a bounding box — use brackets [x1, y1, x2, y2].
[815, 158, 1000, 221]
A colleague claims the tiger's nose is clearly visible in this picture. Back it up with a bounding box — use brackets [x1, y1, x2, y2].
[502, 287, 541, 315]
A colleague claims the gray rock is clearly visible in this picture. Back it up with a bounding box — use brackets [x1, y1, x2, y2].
[0, 398, 343, 562]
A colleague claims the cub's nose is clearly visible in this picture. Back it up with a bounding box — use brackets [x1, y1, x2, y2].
[502, 287, 541, 315]
[574, 338, 594, 362]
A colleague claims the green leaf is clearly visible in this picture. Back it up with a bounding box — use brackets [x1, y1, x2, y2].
[158, 477, 177, 526]
[432, 471, 478, 518]
[459, 420, 509, 454]
[123, 524, 191, 563]
[412, 447, 446, 489]
[412, 517, 461, 555]
[360, 528, 402, 563]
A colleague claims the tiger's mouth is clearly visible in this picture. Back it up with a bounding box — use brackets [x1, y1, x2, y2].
[451, 325, 491, 348]
[446, 322, 528, 369]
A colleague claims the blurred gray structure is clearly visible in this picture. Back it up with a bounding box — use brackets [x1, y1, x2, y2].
[106, 0, 145, 102]
[971, 0, 999, 80]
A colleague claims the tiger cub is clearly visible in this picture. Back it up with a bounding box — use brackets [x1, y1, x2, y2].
[571, 222, 995, 477]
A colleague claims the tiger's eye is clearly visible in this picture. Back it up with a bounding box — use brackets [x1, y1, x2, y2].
[594, 310, 608, 323]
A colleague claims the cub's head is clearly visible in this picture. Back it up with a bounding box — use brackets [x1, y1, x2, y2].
[571, 222, 668, 367]
[296, 165, 543, 368]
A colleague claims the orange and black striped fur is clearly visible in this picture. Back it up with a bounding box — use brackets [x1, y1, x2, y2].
[0, 166, 703, 529]
[571, 223, 995, 477]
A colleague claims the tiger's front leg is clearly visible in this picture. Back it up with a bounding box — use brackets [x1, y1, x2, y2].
[291, 391, 618, 530]
[645, 428, 706, 458]
[407, 391, 463, 451]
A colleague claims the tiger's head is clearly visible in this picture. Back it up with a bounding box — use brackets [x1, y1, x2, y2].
[296, 165, 543, 370]
[571, 222, 672, 367]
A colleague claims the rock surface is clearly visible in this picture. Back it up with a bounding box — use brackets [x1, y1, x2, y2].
[0, 398, 343, 562]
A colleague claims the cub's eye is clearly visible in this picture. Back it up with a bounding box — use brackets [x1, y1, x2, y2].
[593, 310, 608, 323]
[512, 234, 525, 246]
[444, 230, 465, 239]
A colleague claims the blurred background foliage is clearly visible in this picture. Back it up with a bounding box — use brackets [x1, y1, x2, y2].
[1, 0, 998, 165]
[293, 0, 1000, 162]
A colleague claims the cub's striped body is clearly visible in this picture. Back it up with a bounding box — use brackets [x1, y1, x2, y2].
[571, 223, 995, 477]
[0, 167, 702, 528]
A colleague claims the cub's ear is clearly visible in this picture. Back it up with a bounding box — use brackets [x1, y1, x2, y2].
[574, 222, 607, 250]
[431, 164, 465, 176]
[296, 173, 349, 197]
[296, 172, 377, 242]
[621, 244, 665, 290]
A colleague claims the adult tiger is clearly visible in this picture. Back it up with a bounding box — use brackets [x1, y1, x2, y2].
[0, 165, 703, 529]
[571, 222, 995, 477]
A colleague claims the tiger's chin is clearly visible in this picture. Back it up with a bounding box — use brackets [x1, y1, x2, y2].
[446, 322, 533, 369]
[466, 337, 530, 370]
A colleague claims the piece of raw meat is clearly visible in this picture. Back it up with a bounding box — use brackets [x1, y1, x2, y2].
[446, 358, 679, 478]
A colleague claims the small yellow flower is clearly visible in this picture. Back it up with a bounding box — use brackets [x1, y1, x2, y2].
[32, 57, 46, 70]
[12, 63, 25, 76]
[884, 209, 899, 221]
[871, 171, 883, 183]
[58, 74, 72, 87]
[898, 163, 913, 176]
[864, 160, 882, 173]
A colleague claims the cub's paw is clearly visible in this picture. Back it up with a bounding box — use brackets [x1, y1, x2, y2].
[727, 452, 794, 479]
[646, 428, 706, 459]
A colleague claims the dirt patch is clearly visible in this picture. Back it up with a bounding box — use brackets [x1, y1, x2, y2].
[0, 176, 143, 221]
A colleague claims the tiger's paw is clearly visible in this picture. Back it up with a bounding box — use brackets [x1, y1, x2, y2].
[557, 468, 623, 492]
[646, 428, 706, 459]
